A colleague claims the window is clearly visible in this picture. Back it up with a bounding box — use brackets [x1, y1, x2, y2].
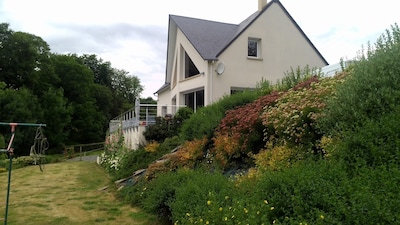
[248, 38, 261, 58]
[184, 52, 200, 78]
[184, 89, 204, 112]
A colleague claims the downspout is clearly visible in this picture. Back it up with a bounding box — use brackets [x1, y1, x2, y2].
[208, 60, 215, 104]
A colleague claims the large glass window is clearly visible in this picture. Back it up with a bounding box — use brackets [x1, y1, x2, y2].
[184, 89, 204, 112]
[185, 52, 200, 78]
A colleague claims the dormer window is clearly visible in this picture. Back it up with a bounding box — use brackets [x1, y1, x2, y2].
[248, 38, 261, 58]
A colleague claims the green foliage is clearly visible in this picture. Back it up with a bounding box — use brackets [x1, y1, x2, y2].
[212, 91, 281, 169]
[332, 106, 400, 172]
[108, 135, 183, 180]
[140, 169, 195, 220]
[139, 169, 232, 223]
[169, 170, 234, 224]
[0, 134, 5, 149]
[320, 23, 400, 135]
[262, 76, 345, 153]
[180, 90, 260, 141]
[274, 65, 321, 92]
[0, 24, 145, 150]
[144, 107, 193, 143]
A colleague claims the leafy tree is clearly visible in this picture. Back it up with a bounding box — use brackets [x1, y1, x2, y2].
[51, 54, 104, 144]
[0, 87, 43, 155]
[112, 68, 143, 105]
[79, 54, 113, 88]
[40, 88, 72, 150]
[0, 29, 52, 90]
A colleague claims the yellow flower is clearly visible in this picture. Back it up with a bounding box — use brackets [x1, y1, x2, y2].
[185, 213, 190, 217]
[264, 200, 269, 204]
[224, 217, 228, 221]
[200, 218, 203, 222]
[244, 208, 248, 213]
[207, 200, 212, 205]
[206, 221, 209, 224]
[219, 207, 223, 212]
[320, 215, 324, 219]
[270, 206, 275, 210]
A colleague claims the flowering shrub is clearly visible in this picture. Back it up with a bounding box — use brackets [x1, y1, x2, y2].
[253, 145, 300, 171]
[212, 92, 281, 168]
[144, 141, 159, 153]
[101, 129, 126, 173]
[261, 75, 345, 152]
[146, 137, 208, 180]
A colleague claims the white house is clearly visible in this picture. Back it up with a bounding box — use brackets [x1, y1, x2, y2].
[155, 0, 328, 116]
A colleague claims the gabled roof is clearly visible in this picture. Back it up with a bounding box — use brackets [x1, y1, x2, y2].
[169, 0, 327, 64]
[169, 15, 238, 60]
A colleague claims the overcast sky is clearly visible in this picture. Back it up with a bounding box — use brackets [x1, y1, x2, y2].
[1, 0, 399, 98]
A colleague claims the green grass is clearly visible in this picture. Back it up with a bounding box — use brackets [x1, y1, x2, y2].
[0, 161, 160, 225]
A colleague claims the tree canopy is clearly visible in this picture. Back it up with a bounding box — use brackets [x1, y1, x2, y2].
[0, 23, 147, 155]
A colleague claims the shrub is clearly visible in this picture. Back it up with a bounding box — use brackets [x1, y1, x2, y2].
[169, 170, 233, 224]
[140, 169, 205, 222]
[253, 145, 302, 171]
[112, 136, 183, 181]
[320, 23, 400, 135]
[262, 75, 345, 154]
[180, 90, 260, 141]
[249, 160, 349, 224]
[332, 106, 400, 173]
[274, 65, 322, 92]
[211, 92, 281, 169]
[143, 116, 173, 142]
[146, 137, 208, 179]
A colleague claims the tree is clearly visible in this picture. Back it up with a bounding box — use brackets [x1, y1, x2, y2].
[51, 54, 104, 144]
[0, 87, 43, 155]
[112, 68, 143, 105]
[0, 28, 53, 90]
[79, 54, 113, 88]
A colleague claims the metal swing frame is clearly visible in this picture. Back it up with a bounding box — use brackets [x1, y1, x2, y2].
[0, 122, 46, 225]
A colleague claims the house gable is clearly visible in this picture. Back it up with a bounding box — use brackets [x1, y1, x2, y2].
[216, 0, 327, 65]
[156, 0, 329, 114]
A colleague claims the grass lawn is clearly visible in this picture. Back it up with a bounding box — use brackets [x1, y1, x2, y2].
[0, 161, 158, 225]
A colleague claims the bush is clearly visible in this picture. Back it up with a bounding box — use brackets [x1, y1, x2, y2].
[332, 107, 400, 173]
[169, 170, 233, 224]
[140, 169, 200, 222]
[111, 136, 183, 180]
[211, 91, 281, 169]
[320, 23, 400, 135]
[144, 107, 193, 143]
[180, 90, 260, 141]
[262, 75, 345, 154]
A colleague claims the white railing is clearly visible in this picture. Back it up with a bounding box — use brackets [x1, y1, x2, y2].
[109, 99, 187, 134]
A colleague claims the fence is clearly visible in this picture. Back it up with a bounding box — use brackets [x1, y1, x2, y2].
[109, 101, 186, 134]
[64, 142, 105, 160]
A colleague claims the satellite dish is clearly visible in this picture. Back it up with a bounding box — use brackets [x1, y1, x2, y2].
[216, 62, 225, 75]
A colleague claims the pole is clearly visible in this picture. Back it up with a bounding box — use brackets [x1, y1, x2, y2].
[4, 124, 16, 225]
[0, 122, 46, 225]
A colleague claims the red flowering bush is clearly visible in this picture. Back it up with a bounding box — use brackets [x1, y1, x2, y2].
[211, 92, 281, 168]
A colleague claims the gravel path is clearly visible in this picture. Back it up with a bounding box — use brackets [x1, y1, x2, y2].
[67, 155, 99, 162]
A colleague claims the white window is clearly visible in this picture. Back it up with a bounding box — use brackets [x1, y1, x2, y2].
[248, 38, 261, 58]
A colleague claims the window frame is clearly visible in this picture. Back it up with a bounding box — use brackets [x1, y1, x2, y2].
[248, 37, 262, 59]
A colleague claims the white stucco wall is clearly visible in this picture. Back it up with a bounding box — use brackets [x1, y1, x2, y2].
[210, 3, 327, 102]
